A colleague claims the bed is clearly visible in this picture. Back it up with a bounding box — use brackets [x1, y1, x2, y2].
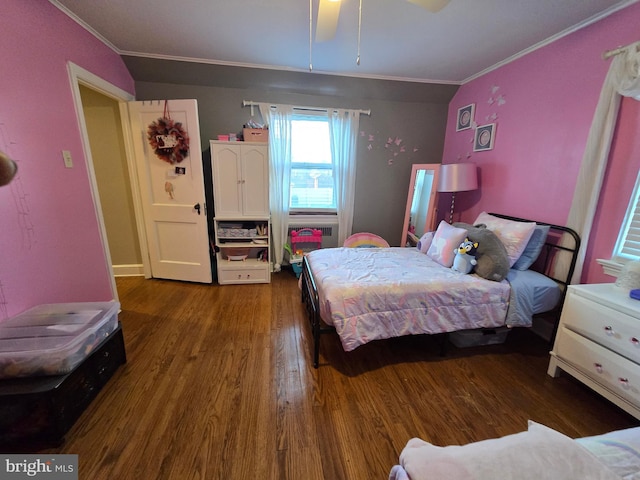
[300, 213, 580, 368]
[389, 422, 640, 480]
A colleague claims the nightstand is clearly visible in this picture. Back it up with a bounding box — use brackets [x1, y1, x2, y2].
[548, 283, 640, 419]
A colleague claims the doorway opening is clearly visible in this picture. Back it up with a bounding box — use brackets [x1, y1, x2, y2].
[68, 62, 144, 301]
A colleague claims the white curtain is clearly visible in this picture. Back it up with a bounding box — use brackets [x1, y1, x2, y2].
[565, 42, 640, 283]
[258, 103, 293, 272]
[328, 109, 360, 245]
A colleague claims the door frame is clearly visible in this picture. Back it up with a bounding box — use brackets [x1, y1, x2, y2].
[67, 62, 150, 301]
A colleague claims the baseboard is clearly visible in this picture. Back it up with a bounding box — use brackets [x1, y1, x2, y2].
[112, 264, 144, 277]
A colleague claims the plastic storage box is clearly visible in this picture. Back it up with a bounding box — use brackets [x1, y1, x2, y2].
[449, 327, 510, 348]
[0, 302, 120, 379]
[0, 324, 126, 446]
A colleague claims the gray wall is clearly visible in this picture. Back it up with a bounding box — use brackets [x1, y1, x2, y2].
[127, 58, 458, 246]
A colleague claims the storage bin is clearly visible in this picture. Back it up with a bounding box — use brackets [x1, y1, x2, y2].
[449, 327, 510, 348]
[289, 254, 304, 278]
[218, 228, 253, 237]
[0, 302, 120, 379]
[292, 263, 303, 278]
[243, 128, 269, 142]
[0, 324, 126, 446]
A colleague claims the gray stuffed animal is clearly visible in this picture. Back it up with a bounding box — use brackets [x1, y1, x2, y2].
[453, 222, 510, 282]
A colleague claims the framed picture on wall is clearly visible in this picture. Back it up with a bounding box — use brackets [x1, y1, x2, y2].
[456, 103, 475, 131]
[473, 123, 496, 151]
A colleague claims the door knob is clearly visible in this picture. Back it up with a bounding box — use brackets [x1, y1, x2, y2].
[194, 203, 201, 215]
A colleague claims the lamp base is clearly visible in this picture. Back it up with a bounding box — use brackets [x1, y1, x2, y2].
[448, 192, 457, 224]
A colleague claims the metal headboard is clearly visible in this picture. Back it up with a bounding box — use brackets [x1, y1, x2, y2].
[489, 213, 581, 343]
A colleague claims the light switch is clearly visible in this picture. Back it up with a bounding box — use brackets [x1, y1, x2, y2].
[62, 150, 73, 168]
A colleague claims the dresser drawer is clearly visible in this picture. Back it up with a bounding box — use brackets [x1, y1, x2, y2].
[555, 327, 640, 406]
[561, 291, 640, 364]
[218, 267, 268, 284]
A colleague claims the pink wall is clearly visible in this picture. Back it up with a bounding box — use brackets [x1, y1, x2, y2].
[586, 97, 640, 282]
[441, 2, 640, 284]
[0, 2, 135, 319]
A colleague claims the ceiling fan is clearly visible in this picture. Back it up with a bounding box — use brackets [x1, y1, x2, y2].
[315, 0, 451, 43]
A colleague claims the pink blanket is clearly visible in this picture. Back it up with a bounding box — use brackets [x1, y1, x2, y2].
[305, 247, 510, 352]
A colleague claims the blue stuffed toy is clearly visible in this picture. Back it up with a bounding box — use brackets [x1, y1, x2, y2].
[452, 238, 479, 274]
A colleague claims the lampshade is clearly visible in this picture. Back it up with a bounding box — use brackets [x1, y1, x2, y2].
[437, 163, 478, 193]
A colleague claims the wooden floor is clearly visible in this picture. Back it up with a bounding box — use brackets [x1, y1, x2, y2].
[41, 272, 637, 479]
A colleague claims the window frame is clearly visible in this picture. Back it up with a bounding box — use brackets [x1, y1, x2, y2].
[289, 111, 337, 214]
[612, 169, 640, 263]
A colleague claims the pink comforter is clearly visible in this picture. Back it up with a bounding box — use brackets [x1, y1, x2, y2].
[305, 247, 510, 352]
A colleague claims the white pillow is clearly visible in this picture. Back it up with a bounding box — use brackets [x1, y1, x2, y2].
[399, 421, 620, 480]
[474, 212, 536, 267]
[426, 221, 467, 267]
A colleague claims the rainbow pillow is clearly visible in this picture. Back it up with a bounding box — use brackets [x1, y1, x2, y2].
[343, 232, 390, 248]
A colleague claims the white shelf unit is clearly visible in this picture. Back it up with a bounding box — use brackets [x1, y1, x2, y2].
[210, 141, 270, 284]
[214, 217, 271, 284]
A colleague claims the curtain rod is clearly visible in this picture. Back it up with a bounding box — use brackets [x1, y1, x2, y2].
[603, 41, 640, 60]
[242, 100, 370, 116]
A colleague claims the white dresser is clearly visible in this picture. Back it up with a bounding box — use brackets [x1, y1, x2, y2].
[548, 283, 640, 419]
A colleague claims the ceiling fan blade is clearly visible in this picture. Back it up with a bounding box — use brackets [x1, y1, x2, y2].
[406, 0, 451, 13]
[316, 0, 341, 43]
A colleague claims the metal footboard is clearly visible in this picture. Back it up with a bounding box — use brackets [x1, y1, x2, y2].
[300, 255, 335, 368]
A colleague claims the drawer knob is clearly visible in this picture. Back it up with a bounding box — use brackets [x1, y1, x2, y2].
[619, 377, 631, 389]
[604, 325, 615, 336]
[594, 363, 603, 374]
[631, 337, 640, 346]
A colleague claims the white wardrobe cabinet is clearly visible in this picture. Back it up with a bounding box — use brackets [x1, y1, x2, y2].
[210, 141, 270, 284]
[210, 142, 269, 217]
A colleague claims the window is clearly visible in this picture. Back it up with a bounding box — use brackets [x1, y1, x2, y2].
[289, 114, 336, 212]
[613, 169, 640, 262]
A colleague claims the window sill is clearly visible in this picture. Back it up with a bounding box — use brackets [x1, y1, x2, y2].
[288, 214, 338, 225]
[597, 258, 623, 278]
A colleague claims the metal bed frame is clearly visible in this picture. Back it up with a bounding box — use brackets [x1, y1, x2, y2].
[300, 214, 580, 368]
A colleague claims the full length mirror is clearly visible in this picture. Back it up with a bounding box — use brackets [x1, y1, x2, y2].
[401, 164, 441, 247]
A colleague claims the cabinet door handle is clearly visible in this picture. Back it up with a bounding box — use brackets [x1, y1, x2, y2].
[194, 203, 201, 215]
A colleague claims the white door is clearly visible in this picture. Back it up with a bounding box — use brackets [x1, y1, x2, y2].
[127, 99, 211, 283]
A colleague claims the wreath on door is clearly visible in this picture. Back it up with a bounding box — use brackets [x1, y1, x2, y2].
[147, 101, 190, 164]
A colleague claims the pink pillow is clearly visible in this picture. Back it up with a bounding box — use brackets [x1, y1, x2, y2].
[474, 212, 536, 267]
[427, 221, 468, 267]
